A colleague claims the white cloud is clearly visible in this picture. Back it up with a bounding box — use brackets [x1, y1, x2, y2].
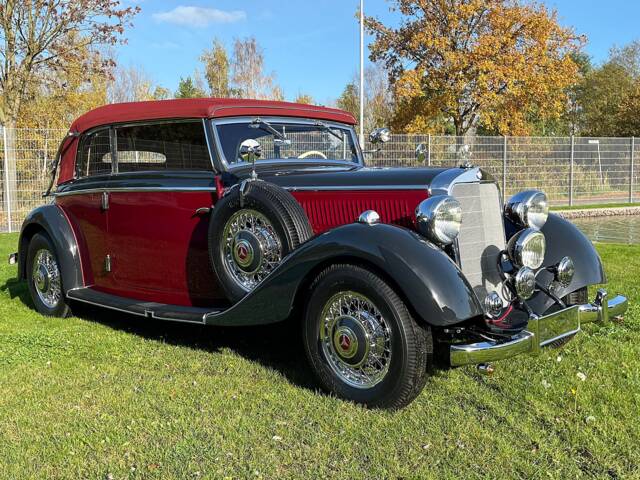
[153, 6, 246, 27]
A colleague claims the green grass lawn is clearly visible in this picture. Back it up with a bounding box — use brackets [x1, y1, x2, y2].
[0, 233, 638, 479]
[551, 202, 640, 211]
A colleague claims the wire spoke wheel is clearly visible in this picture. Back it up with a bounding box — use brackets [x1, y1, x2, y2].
[319, 291, 392, 389]
[31, 248, 62, 309]
[222, 209, 283, 292]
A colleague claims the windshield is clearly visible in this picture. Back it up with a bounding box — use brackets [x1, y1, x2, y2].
[214, 119, 361, 165]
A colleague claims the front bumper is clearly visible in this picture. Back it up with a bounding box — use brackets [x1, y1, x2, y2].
[450, 289, 628, 367]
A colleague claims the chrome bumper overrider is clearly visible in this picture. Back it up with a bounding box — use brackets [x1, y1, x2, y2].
[450, 289, 628, 367]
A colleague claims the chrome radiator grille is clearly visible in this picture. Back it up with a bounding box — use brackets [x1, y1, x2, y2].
[452, 182, 507, 305]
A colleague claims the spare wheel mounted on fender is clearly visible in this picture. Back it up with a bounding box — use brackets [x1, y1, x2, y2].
[208, 180, 314, 303]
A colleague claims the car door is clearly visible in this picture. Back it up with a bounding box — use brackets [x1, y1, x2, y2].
[104, 121, 226, 307]
[55, 128, 114, 290]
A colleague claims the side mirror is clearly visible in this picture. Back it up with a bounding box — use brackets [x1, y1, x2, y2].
[369, 127, 391, 145]
[239, 138, 262, 163]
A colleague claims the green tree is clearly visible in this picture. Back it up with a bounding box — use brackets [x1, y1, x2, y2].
[336, 83, 359, 119]
[578, 63, 634, 136]
[152, 86, 172, 100]
[175, 77, 206, 99]
[576, 41, 640, 136]
[200, 39, 230, 97]
[365, 0, 583, 135]
[230, 37, 282, 100]
[335, 64, 394, 132]
[0, 0, 139, 210]
[294, 93, 314, 105]
[18, 41, 108, 130]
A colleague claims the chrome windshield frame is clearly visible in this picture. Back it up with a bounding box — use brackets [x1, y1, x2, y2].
[209, 116, 364, 171]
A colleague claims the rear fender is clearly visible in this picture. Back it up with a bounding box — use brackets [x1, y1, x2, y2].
[205, 223, 484, 327]
[18, 204, 84, 292]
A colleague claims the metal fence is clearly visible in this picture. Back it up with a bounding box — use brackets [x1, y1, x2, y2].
[366, 135, 638, 207]
[1, 127, 638, 233]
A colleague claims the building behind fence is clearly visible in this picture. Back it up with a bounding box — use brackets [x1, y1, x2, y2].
[1, 127, 638, 233]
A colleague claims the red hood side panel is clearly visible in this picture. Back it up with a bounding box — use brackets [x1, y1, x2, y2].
[291, 189, 429, 234]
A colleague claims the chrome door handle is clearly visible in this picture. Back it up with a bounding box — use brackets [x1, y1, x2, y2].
[101, 191, 109, 211]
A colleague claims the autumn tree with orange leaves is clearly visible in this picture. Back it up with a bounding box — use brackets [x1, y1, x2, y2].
[365, 0, 584, 136]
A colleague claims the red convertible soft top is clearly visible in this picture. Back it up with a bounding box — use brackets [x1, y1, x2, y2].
[70, 98, 357, 134]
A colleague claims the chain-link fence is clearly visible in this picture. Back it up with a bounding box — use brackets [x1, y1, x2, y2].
[0, 127, 67, 233]
[1, 127, 638, 233]
[365, 135, 638, 206]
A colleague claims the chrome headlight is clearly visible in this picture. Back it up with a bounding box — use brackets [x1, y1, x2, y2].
[415, 196, 462, 245]
[507, 228, 546, 269]
[505, 190, 549, 230]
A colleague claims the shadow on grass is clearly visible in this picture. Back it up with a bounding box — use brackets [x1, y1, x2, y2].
[2, 277, 450, 397]
[70, 300, 321, 391]
[1, 276, 36, 310]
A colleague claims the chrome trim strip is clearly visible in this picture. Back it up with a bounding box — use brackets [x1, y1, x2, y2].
[449, 289, 628, 366]
[429, 167, 495, 196]
[54, 186, 218, 197]
[149, 312, 208, 324]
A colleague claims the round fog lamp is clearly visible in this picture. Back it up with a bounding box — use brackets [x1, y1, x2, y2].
[514, 267, 536, 300]
[556, 256, 575, 287]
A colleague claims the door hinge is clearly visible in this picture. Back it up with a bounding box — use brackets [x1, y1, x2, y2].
[104, 254, 112, 273]
[101, 191, 109, 211]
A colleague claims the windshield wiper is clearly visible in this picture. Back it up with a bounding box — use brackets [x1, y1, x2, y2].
[249, 118, 288, 141]
[314, 121, 345, 142]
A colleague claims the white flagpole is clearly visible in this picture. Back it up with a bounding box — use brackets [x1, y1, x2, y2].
[359, 0, 365, 148]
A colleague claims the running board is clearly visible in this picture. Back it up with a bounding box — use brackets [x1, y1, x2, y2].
[67, 288, 224, 324]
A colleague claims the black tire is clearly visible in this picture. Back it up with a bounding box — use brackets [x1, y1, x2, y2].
[209, 180, 313, 303]
[547, 287, 588, 349]
[26, 232, 71, 317]
[303, 264, 432, 410]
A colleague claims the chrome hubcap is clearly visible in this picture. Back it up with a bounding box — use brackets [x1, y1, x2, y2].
[320, 292, 392, 389]
[223, 209, 282, 291]
[32, 249, 62, 309]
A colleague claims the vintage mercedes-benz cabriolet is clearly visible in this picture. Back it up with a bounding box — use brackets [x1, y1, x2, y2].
[12, 99, 627, 409]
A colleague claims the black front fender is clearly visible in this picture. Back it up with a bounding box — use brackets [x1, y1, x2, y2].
[18, 204, 83, 293]
[206, 223, 484, 327]
[525, 214, 605, 313]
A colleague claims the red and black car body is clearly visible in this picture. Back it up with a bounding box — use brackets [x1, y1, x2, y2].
[14, 99, 628, 409]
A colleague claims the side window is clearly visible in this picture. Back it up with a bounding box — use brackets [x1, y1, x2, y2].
[115, 122, 211, 172]
[76, 129, 113, 178]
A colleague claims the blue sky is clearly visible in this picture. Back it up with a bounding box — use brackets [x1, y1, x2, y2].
[116, 1, 640, 103]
